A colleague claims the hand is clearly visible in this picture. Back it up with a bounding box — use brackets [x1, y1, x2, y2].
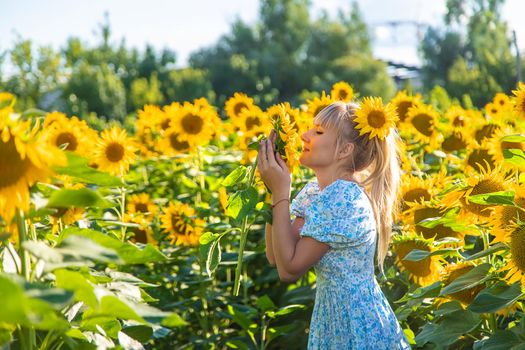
[257, 130, 291, 199]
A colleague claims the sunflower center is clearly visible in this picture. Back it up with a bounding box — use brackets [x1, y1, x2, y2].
[475, 124, 500, 143]
[0, 135, 31, 189]
[56, 132, 78, 151]
[161, 118, 171, 130]
[171, 215, 191, 236]
[395, 241, 432, 277]
[181, 114, 204, 135]
[511, 227, 525, 272]
[105, 142, 125, 162]
[245, 116, 261, 130]
[463, 179, 505, 217]
[402, 188, 431, 211]
[467, 149, 494, 173]
[338, 90, 348, 100]
[367, 110, 386, 128]
[169, 133, 190, 151]
[133, 228, 148, 244]
[234, 103, 248, 116]
[442, 134, 467, 152]
[397, 101, 413, 122]
[452, 115, 465, 127]
[446, 265, 485, 304]
[501, 141, 524, 150]
[414, 206, 457, 239]
[411, 113, 433, 136]
[135, 203, 149, 213]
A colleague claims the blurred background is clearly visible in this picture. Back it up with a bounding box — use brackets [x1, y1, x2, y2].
[1, 0, 524, 121]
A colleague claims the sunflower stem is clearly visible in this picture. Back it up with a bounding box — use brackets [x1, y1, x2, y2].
[232, 159, 258, 296]
[119, 185, 126, 241]
[16, 210, 36, 349]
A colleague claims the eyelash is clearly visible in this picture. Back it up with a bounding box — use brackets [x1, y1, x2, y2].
[316, 131, 323, 135]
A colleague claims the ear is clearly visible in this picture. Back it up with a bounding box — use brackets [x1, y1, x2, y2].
[338, 142, 354, 160]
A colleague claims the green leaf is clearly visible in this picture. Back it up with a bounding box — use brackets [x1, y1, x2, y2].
[467, 191, 515, 206]
[199, 232, 223, 277]
[501, 134, 525, 143]
[440, 263, 491, 296]
[395, 281, 442, 303]
[226, 339, 251, 350]
[473, 330, 524, 350]
[267, 324, 298, 343]
[61, 228, 167, 264]
[503, 149, 525, 167]
[415, 309, 481, 346]
[47, 188, 115, 209]
[222, 166, 247, 187]
[465, 242, 508, 261]
[53, 152, 124, 186]
[99, 296, 145, 322]
[161, 313, 188, 327]
[403, 248, 458, 262]
[268, 304, 305, 318]
[434, 301, 463, 317]
[55, 269, 98, 308]
[256, 295, 276, 313]
[468, 282, 524, 313]
[226, 187, 259, 222]
[227, 305, 253, 330]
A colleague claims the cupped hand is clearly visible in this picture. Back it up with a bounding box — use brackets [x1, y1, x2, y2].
[257, 130, 291, 198]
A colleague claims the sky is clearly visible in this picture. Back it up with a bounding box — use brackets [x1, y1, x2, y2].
[1, 0, 525, 69]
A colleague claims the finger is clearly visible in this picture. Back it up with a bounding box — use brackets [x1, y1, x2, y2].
[270, 130, 276, 143]
[275, 152, 287, 171]
[266, 140, 279, 168]
[258, 140, 267, 168]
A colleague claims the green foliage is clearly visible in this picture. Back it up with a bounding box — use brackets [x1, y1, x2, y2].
[129, 72, 163, 110]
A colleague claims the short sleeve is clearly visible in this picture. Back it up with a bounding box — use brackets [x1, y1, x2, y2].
[290, 181, 318, 218]
[300, 182, 375, 249]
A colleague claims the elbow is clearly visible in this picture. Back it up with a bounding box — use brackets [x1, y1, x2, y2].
[278, 270, 300, 283]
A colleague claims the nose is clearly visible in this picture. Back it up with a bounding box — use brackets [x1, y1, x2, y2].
[301, 130, 310, 143]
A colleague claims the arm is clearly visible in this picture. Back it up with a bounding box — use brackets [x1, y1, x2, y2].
[271, 201, 329, 283]
[265, 217, 304, 266]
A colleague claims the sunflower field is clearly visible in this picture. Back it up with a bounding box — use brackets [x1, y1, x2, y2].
[1, 80, 525, 350]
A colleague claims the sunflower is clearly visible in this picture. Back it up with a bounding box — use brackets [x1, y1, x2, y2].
[404, 104, 441, 147]
[484, 102, 501, 119]
[44, 117, 90, 155]
[500, 224, 525, 287]
[474, 122, 501, 144]
[464, 143, 496, 174]
[440, 263, 486, 305]
[137, 105, 163, 134]
[159, 102, 181, 131]
[266, 102, 305, 134]
[225, 92, 255, 121]
[43, 111, 68, 128]
[127, 193, 157, 218]
[444, 106, 471, 129]
[403, 202, 466, 243]
[512, 82, 525, 119]
[0, 92, 16, 113]
[156, 126, 193, 157]
[92, 127, 137, 176]
[306, 91, 335, 118]
[171, 102, 216, 147]
[399, 175, 434, 213]
[0, 118, 66, 223]
[235, 105, 270, 138]
[123, 211, 157, 245]
[271, 104, 301, 172]
[490, 184, 525, 243]
[354, 97, 398, 140]
[48, 182, 86, 233]
[390, 90, 422, 123]
[160, 201, 204, 246]
[441, 129, 471, 153]
[392, 233, 443, 286]
[330, 81, 354, 102]
[487, 127, 525, 169]
[458, 166, 512, 223]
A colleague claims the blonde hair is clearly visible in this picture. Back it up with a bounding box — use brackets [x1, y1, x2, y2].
[315, 101, 401, 276]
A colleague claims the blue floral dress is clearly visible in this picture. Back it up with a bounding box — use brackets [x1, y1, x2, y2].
[290, 179, 411, 350]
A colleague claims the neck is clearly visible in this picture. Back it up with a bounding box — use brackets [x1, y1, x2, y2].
[315, 169, 356, 190]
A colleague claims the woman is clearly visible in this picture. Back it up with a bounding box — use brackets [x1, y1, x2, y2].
[257, 101, 411, 349]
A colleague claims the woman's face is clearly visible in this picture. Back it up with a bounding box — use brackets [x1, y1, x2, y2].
[299, 121, 338, 169]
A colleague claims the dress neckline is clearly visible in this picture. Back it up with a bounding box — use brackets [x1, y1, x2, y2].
[317, 178, 362, 195]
